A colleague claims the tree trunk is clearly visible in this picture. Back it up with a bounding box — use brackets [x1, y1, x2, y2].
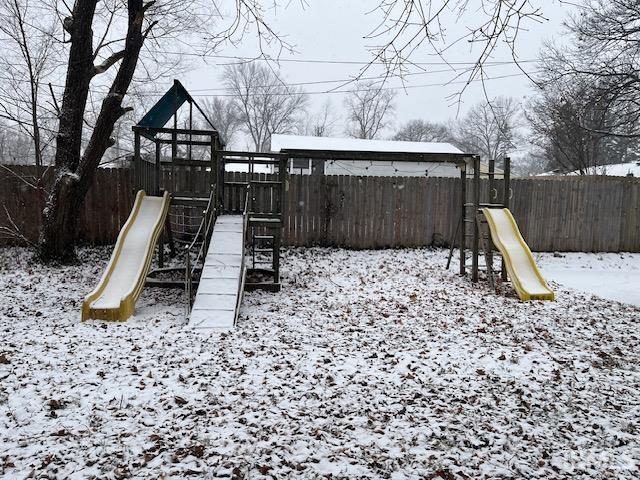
[39, 0, 97, 261]
[39, 0, 148, 262]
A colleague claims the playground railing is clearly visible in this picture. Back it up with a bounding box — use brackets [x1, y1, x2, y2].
[185, 185, 217, 316]
[234, 186, 250, 326]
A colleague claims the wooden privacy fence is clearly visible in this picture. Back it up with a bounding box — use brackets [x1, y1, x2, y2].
[0, 166, 135, 246]
[1, 164, 639, 252]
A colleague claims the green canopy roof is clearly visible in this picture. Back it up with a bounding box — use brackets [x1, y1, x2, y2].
[136, 81, 191, 139]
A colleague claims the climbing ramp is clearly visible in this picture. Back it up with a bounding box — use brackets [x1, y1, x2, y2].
[189, 215, 246, 329]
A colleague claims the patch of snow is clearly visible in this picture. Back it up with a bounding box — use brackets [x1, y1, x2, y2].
[0, 246, 638, 478]
[535, 252, 640, 307]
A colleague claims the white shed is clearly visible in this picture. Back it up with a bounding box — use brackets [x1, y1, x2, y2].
[270, 134, 466, 177]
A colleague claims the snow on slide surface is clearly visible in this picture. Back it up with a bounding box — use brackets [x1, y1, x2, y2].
[82, 191, 170, 321]
[189, 215, 245, 330]
[482, 208, 555, 301]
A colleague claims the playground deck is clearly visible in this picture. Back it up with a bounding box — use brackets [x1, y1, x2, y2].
[189, 215, 244, 329]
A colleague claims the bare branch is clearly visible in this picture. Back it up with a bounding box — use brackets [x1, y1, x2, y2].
[93, 49, 126, 75]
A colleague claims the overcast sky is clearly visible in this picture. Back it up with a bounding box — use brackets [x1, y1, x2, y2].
[180, 0, 576, 147]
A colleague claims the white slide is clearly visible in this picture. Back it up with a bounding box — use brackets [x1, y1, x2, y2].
[482, 208, 555, 301]
[189, 215, 246, 329]
[82, 191, 171, 321]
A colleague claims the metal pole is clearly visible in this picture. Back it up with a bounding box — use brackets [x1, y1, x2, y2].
[472, 155, 481, 282]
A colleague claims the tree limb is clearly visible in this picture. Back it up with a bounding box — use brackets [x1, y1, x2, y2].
[93, 50, 126, 75]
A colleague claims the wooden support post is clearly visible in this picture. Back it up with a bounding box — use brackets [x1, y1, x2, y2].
[210, 136, 217, 207]
[158, 190, 165, 269]
[459, 161, 467, 275]
[488, 157, 495, 202]
[502, 156, 511, 282]
[218, 151, 225, 212]
[154, 140, 160, 196]
[486, 157, 495, 275]
[472, 155, 481, 282]
[476, 213, 496, 291]
[156, 126, 166, 271]
[188, 102, 193, 161]
[273, 227, 281, 285]
[133, 130, 141, 192]
[503, 156, 511, 209]
[171, 130, 177, 195]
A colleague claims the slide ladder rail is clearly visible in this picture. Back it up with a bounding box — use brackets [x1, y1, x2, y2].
[235, 186, 250, 325]
[185, 185, 217, 313]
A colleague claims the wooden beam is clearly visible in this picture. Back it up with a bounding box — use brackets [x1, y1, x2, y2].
[472, 155, 481, 283]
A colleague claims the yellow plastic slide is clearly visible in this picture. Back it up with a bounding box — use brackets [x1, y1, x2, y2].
[82, 190, 171, 321]
[481, 208, 555, 301]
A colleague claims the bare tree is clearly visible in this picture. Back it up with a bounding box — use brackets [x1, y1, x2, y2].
[525, 78, 636, 174]
[362, 1, 546, 101]
[537, 0, 640, 138]
[0, 0, 290, 261]
[344, 82, 396, 139]
[0, 0, 60, 170]
[452, 97, 521, 166]
[0, 120, 33, 164]
[393, 119, 450, 142]
[0, 0, 303, 261]
[201, 97, 241, 148]
[304, 99, 340, 137]
[223, 62, 308, 151]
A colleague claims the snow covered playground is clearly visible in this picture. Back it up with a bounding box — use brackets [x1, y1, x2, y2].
[1, 84, 639, 479]
[1, 247, 638, 478]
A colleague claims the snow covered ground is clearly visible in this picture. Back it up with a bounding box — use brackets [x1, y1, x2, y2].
[536, 252, 640, 307]
[0, 246, 638, 479]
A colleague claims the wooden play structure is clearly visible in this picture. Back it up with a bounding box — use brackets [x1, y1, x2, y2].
[83, 81, 287, 326]
[448, 156, 554, 300]
[81, 80, 552, 324]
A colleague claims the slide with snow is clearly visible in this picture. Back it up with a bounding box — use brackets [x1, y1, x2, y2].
[82, 191, 170, 321]
[482, 208, 555, 301]
[189, 215, 245, 330]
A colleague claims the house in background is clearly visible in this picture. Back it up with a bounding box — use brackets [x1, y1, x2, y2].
[270, 134, 502, 178]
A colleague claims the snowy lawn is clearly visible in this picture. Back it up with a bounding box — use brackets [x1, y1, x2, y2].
[537, 252, 640, 307]
[0, 246, 639, 479]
